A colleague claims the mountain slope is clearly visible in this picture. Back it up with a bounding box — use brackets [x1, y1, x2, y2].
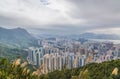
[67, 33, 120, 40]
[0, 27, 37, 48]
[0, 45, 28, 60]
[80, 33, 120, 40]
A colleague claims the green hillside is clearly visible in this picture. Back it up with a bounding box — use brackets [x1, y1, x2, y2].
[0, 44, 28, 60]
[0, 27, 37, 48]
[0, 57, 120, 79]
[40, 60, 120, 79]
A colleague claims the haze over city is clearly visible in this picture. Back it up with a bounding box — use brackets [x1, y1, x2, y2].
[1, 0, 120, 79]
[0, 0, 120, 34]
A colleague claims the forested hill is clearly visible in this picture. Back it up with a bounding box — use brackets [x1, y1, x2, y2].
[40, 60, 120, 79]
[0, 44, 28, 60]
[0, 27, 37, 48]
[0, 58, 120, 79]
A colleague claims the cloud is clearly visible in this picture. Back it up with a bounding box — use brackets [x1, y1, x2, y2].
[67, 0, 120, 27]
[0, 0, 72, 27]
[0, 0, 120, 34]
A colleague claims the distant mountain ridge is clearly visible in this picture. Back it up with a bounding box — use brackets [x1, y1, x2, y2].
[67, 33, 120, 40]
[0, 27, 37, 48]
[34, 33, 120, 40]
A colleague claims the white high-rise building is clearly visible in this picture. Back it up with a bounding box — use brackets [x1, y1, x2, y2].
[28, 47, 45, 66]
[42, 52, 86, 72]
[28, 47, 59, 66]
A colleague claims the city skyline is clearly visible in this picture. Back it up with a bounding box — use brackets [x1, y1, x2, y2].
[0, 0, 120, 34]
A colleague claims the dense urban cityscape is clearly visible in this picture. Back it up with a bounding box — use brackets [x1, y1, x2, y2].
[0, 0, 120, 78]
[27, 38, 120, 74]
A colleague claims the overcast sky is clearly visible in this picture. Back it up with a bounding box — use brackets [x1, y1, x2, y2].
[0, 0, 120, 35]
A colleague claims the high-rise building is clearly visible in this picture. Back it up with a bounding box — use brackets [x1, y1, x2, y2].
[42, 52, 86, 72]
[28, 47, 59, 66]
[28, 47, 45, 66]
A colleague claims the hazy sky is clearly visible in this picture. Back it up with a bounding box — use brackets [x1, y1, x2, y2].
[0, 0, 120, 35]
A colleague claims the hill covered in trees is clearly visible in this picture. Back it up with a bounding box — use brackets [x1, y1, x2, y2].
[40, 60, 120, 79]
[0, 27, 37, 48]
[0, 44, 28, 60]
[0, 57, 120, 79]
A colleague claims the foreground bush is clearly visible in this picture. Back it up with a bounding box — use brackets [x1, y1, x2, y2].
[0, 58, 120, 79]
[0, 58, 40, 79]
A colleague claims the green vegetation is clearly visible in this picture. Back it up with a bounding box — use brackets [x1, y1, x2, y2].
[0, 27, 37, 48]
[40, 60, 120, 79]
[0, 57, 120, 79]
[0, 58, 38, 79]
[0, 44, 28, 60]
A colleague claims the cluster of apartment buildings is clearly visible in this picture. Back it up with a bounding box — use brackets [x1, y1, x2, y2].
[28, 46, 86, 73]
[27, 38, 120, 73]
